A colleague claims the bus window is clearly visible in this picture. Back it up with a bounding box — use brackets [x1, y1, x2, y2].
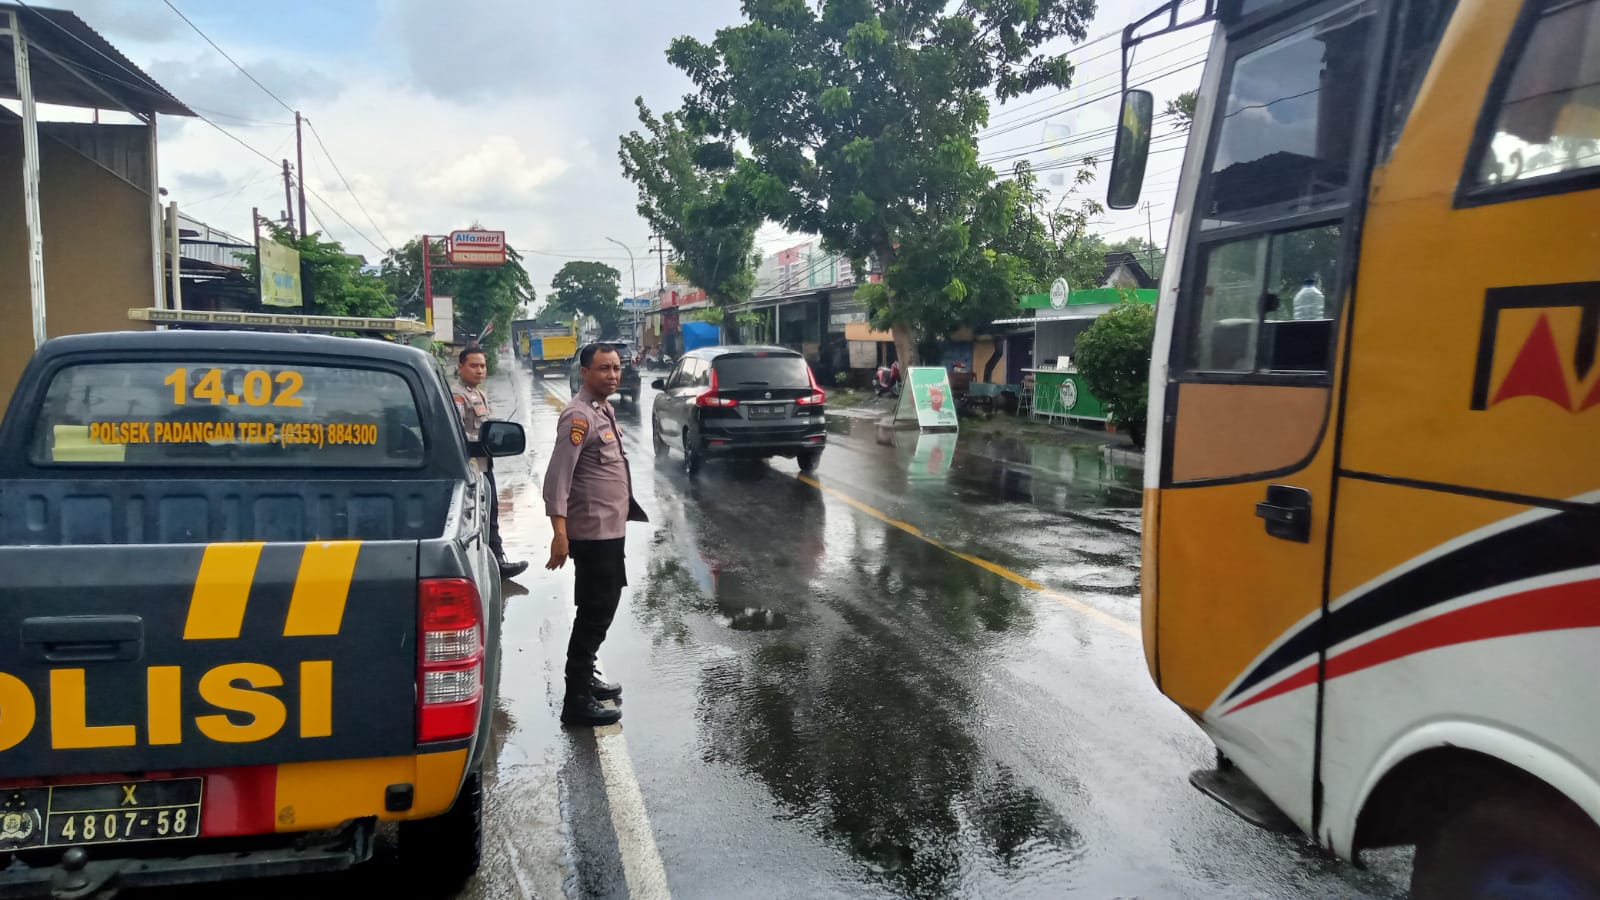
[1203, 1, 1378, 229]
[1183, 225, 1343, 374]
[1469, 0, 1600, 192]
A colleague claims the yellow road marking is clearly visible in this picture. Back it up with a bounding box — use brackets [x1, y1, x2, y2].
[796, 474, 1138, 638]
[283, 542, 362, 637]
[184, 542, 265, 640]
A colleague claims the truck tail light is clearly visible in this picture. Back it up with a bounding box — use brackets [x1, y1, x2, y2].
[417, 578, 484, 743]
[795, 365, 827, 406]
[696, 368, 738, 408]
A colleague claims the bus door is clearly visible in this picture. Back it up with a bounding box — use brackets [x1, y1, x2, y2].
[1316, 0, 1600, 855]
[1144, 0, 1386, 835]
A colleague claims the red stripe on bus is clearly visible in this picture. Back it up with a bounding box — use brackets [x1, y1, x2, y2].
[1225, 578, 1600, 715]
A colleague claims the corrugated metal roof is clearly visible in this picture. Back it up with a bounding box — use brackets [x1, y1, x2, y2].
[0, 4, 194, 116]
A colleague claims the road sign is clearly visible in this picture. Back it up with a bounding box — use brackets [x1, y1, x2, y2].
[449, 230, 506, 266]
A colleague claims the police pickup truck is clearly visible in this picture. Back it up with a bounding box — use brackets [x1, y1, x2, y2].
[0, 330, 523, 898]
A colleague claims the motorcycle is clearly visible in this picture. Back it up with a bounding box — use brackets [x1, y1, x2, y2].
[873, 362, 901, 398]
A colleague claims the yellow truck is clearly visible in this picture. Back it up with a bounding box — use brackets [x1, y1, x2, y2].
[511, 319, 578, 378]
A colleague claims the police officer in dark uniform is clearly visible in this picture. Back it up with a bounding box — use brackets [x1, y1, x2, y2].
[451, 346, 529, 580]
[543, 343, 647, 727]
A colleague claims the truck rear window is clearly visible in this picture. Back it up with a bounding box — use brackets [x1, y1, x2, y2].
[30, 361, 427, 468]
[712, 355, 811, 388]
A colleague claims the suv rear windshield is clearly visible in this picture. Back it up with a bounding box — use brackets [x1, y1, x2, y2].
[712, 355, 810, 388]
[30, 361, 426, 468]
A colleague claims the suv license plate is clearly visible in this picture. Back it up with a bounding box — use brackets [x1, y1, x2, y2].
[749, 405, 787, 419]
[0, 777, 203, 851]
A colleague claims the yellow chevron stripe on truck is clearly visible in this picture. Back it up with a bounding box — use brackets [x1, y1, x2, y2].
[183, 541, 362, 641]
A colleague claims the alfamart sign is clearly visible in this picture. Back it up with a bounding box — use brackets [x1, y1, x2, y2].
[449, 230, 506, 266]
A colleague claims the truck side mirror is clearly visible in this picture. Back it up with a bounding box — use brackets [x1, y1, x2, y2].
[1107, 89, 1154, 210]
[477, 420, 526, 457]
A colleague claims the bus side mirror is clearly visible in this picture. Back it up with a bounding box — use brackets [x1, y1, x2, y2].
[1107, 89, 1154, 210]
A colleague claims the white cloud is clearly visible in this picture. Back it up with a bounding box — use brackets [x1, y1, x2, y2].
[421, 137, 570, 208]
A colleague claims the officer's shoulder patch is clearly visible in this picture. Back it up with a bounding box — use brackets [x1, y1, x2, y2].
[452, 393, 465, 405]
[569, 415, 589, 446]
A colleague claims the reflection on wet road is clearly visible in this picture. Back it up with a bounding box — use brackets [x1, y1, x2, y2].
[150, 364, 1408, 900]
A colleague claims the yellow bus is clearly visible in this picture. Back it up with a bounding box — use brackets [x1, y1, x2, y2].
[1108, 0, 1600, 895]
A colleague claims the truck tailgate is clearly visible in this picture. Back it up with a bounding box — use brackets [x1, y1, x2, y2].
[0, 540, 419, 779]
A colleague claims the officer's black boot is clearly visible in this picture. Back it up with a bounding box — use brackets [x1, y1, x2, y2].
[591, 671, 622, 702]
[561, 686, 621, 727]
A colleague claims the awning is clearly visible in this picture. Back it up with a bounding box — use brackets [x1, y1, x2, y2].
[991, 304, 1117, 326]
[0, 4, 194, 116]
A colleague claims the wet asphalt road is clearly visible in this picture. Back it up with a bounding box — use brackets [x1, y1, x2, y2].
[155, 358, 1411, 900]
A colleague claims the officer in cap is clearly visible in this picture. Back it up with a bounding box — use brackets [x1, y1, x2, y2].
[543, 342, 648, 727]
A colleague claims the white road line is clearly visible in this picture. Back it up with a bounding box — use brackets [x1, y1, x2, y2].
[500, 835, 537, 900]
[595, 727, 674, 900]
[523, 371, 672, 899]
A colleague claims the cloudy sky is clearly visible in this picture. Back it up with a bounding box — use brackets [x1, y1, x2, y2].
[24, 0, 1204, 300]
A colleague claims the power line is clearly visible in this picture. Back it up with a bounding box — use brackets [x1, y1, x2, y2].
[161, 0, 295, 115]
[304, 118, 395, 251]
[982, 32, 1211, 132]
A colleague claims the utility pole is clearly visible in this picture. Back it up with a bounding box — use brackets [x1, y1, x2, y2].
[295, 112, 307, 238]
[1141, 200, 1157, 273]
[281, 159, 296, 234]
[648, 233, 667, 295]
[168, 200, 182, 310]
[252, 207, 261, 306]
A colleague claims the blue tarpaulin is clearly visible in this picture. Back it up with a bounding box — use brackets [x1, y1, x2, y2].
[682, 321, 721, 351]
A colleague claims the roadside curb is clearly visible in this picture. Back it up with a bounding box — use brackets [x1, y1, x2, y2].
[1103, 445, 1146, 470]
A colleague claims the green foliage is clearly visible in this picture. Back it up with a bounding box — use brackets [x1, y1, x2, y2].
[1107, 236, 1165, 283]
[378, 236, 535, 364]
[1073, 301, 1156, 447]
[240, 222, 394, 318]
[668, 0, 1096, 362]
[1166, 90, 1197, 131]
[990, 161, 1110, 297]
[547, 261, 624, 339]
[619, 99, 762, 318]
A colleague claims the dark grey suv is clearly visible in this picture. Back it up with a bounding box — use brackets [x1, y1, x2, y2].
[650, 346, 827, 474]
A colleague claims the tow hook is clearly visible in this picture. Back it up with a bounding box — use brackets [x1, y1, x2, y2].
[51, 848, 115, 900]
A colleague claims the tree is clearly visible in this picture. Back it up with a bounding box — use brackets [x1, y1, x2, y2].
[1107, 236, 1164, 283]
[379, 237, 536, 362]
[669, 0, 1096, 366]
[547, 261, 624, 339]
[1074, 300, 1156, 447]
[998, 161, 1110, 294]
[619, 99, 763, 339]
[1166, 90, 1197, 131]
[241, 222, 394, 318]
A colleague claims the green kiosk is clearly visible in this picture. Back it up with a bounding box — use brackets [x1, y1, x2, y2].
[994, 280, 1157, 425]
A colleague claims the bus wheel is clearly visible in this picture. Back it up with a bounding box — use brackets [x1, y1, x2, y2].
[1411, 795, 1600, 900]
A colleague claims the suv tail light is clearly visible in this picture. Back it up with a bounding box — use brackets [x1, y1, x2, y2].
[795, 365, 827, 406]
[417, 578, 484, 743]
[696, 368, 739, 408]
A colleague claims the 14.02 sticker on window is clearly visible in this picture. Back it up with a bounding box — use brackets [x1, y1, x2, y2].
[32, 362, 425, 468]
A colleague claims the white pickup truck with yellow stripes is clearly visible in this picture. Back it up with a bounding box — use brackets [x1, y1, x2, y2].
[0, 330, 525, 898]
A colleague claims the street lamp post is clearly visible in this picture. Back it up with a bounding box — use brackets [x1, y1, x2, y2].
[605, 236, 639, 345]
